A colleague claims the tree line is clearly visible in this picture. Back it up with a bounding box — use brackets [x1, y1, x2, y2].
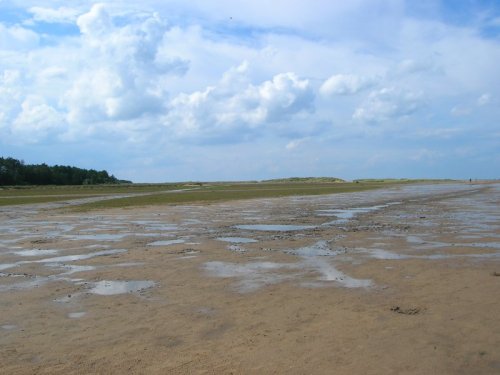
[0, 157, 128, 186]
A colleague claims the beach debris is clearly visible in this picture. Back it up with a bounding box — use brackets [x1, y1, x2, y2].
[390, 306, 422, 315]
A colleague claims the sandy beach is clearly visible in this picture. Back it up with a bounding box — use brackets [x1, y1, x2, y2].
[1, 183, 499, 374]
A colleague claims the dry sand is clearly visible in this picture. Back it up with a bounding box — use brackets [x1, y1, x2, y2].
[0, 183, 499, 374]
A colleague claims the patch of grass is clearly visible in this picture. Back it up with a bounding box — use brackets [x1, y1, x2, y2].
[262, 177, 345, 183]
[0, 195, 101, 206]
[1, 179, 461, 209]
[0, 183, 183, 196]
[0, 183, 188, 206]
[72, 181, 397, 211]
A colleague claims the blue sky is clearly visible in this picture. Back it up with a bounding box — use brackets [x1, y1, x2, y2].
[0, 1, 499, 182]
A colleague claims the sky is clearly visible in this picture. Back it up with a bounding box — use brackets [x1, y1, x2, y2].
[0, 0, 499, 182]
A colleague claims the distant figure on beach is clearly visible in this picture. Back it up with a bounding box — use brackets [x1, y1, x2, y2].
[469, 178, 472, 183]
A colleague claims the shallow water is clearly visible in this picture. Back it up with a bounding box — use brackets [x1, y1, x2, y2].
[89, 280, 155, 295]
[49, 264, 97, 275]
[227, 245, 246, 253]
[217, 237, 258, 243]
[147, 239, 185, 246]
[204, 261, 297, 293]
[205, 240, 373, 291]
[234, 224, 315, 231]
[65, 233, 131, 241]
[1, 324, 18, 330]
[0, 263, 19, 271]
[363, 248, 500, 260]
[301, 257, 372, 288]
[284, 240, 343, 257]
[68, 312, 86, 319]
[13, 249, 59, 257]
[35, 249, 126, 263]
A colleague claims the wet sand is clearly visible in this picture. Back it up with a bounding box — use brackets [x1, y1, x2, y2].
[1, 183, 499, 374]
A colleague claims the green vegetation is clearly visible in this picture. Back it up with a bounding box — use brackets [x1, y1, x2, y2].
[0, 178, 461, 210]
[0, 156, 128, 186]
[71, 181, 399, 211]
[0, 183, 186, 206]
[262, 177, 345, 183]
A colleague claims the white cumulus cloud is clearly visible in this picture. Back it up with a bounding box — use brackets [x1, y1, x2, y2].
[28, 6, 80, 24]
[477, 93, 491, 106]
[11, 96, 65, 142]
[353, 87, 423, 123]
[320, 74, 375, 96]
[164, 64, 314, 140]
[0, 23, 39, 50]
[64, 4, 188, 125]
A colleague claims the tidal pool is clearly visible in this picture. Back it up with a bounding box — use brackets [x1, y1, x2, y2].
[234, 224, 315, 231]
[89, 280, 155, 295]
[13, 249, 59, 257]
[217, 237, 258, 243]
[35, 249, 126, 263]
[284, 240, 343, 257]
[65, 233, 131, 241]
[1, 324, 18, 330]
[204, 261, 297, 293]
[68, 312, 86, 319]
[147, 239, 185, 246]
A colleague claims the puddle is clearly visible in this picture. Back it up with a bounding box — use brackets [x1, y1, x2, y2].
[234, 224, 315, 231]
[130, 222, 178, 231]
[204, 261, 297, 293]
[48, 264, 97, 275]
[317, 204, 389, 218]
[302, 257, 372, 288]
[204, 240, 376, 292]
[204, 261, 294, 277]
[227, 245, 246, 253]
[54, 293, 82, 303]
[65, 233, 131, 241]
[68, 312, 86, 319]
[0, 263, 18, 271]
[362, 248, 500, 260]
[89, 280, 155, 295]
[84, 244, 110, 249]
[286, 241, 371, 287]
[1, 324, 17, 330]
[217, 237, 258, 244]
[35, 249, 126, 263]
[112, 262, 145, 267]
[0, 277, 49, 292]
[365, 249, 411, 260]
[182, 219, 204, 225]
[12, 249, 59, 257]
[284, 240, 344, 257]
[178, 255, 197, 260]
[147, 239, 186, 246]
